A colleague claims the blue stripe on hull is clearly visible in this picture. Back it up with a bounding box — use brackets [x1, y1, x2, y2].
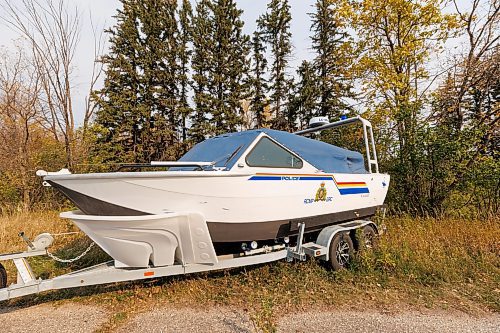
[339, 188, 370, 195]
[248, 176, 282, 180]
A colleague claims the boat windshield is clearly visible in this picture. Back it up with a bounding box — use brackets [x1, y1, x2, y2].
[170, 131, 260, 171]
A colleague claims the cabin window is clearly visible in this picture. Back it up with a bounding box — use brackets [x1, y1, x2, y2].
[246, 137, 303, 168]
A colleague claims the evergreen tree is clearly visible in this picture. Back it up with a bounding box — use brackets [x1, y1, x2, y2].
[178, 0, 193, 142]
[284, 76, 299, 131]
[250, 31, 268, 128]
[293, 60, 319, 129]
[210, 0, 250, 134]
[258, 0, 293, 130]
[93, 1, 143, 163]
[190, 0, 215, 143]
[310, 0, 354, 119]
[139, 0, 180, 160]
[93, 0, 181, 162]
[191, 0, 250, 142]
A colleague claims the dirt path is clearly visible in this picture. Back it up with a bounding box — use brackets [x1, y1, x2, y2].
[1, 303, 498, 333]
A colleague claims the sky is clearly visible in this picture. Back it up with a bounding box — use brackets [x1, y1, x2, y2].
[0, 0, 471, 126]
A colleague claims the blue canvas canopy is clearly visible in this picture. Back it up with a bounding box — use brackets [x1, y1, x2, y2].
[175, 129, 367, 174]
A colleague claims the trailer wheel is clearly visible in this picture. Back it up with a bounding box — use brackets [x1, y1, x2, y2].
[0, 263, 6, 289]
[360, 225, 378, 250]
[329, 232, 354, 270]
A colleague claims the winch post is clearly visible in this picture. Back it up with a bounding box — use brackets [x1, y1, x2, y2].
[296, 222, 306, 255]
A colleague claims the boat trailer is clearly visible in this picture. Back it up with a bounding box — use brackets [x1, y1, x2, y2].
[0, 218, 377, 302]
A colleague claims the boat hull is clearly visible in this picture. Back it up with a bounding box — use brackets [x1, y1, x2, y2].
[207, 205, 381, 242]
[49, 171, 390, 242]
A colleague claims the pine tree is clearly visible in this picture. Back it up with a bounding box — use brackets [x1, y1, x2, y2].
[250, 31, 268, 128]
[94, 0, 181, 162]
[190, 0, 214, 143]
[310, 0, 354, 119]
[284, 76, 299, 131]
[210, 0, 250, 134]
[93, 0, 143, 163]
[258, 0, 293, 130]
[178, 0, 193, 142]
[138, 0, 180, 160]
[191, 0, 250, 142]
[293, 60, 319, 129]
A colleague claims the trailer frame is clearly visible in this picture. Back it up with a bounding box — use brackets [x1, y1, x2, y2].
[0, 220, 377, 302]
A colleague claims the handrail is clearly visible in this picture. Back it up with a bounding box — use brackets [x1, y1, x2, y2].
[116, 161, 214, 172]
[294, 116, 368, 135]
[150, 161, 214, 167]
[294, 116, 379, 173]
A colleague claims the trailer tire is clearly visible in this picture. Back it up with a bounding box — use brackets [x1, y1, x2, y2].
[0, 263, 6, 289]
[359, 225, 378, 250]
[329, 232, 354, 270]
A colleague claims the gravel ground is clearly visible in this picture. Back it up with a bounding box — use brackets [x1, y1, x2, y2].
[277, 310, 500, 333]
[0, 303, 498, 333]
[117, 307, 255, 333]
[120, 307, 499, 333]
[0, 303, 109, 333]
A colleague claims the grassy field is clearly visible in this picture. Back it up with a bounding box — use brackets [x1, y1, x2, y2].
[0, 211, 499, 331]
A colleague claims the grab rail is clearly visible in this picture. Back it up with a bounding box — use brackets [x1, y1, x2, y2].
[116, 161, 214, 171]
[294, 116, 379, 173]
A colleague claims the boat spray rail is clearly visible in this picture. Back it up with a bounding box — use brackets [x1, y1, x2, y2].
[294, 116, 379, 174]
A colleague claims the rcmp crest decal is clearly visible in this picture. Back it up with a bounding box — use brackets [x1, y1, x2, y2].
[304, 182, 332, 204]
[315, 182, 327, 201]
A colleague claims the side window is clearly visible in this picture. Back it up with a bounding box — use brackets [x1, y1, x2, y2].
[246, 137, 303, 168]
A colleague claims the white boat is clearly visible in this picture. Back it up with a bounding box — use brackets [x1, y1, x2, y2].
[37, 117, 389, 267]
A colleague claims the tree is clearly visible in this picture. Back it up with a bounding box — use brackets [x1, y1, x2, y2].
[250, 31, 268, 128]
[178, 0, 193, 142]
[210, 0, 250, 134]
[444, 0, 499, 133]
[292, 60, 319, 130]
[310, 0, 355, 119]
[1, 0, 82, 169]
[139, 0, 181, 161]
[258, 0, 293, 130]
[426, 0, 500, 216]
[190, 0, 250, 142]
[93, 0, 181, 163]
[0, 46, 41, 209]
[93, 1, 144, 163]
[190, 0, 212, 143]
[0, 46, 66, 209]
[353, 0, 458, 213]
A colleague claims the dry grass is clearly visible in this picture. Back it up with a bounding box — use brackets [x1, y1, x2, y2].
[0, 211, 71, 253]
[0, 212, 499, 332]
[0, 211, 108, 282]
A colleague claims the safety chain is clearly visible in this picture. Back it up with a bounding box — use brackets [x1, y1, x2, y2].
[46, 242, 95, 263]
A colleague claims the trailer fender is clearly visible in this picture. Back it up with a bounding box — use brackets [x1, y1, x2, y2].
[315, 220, 377, 261]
